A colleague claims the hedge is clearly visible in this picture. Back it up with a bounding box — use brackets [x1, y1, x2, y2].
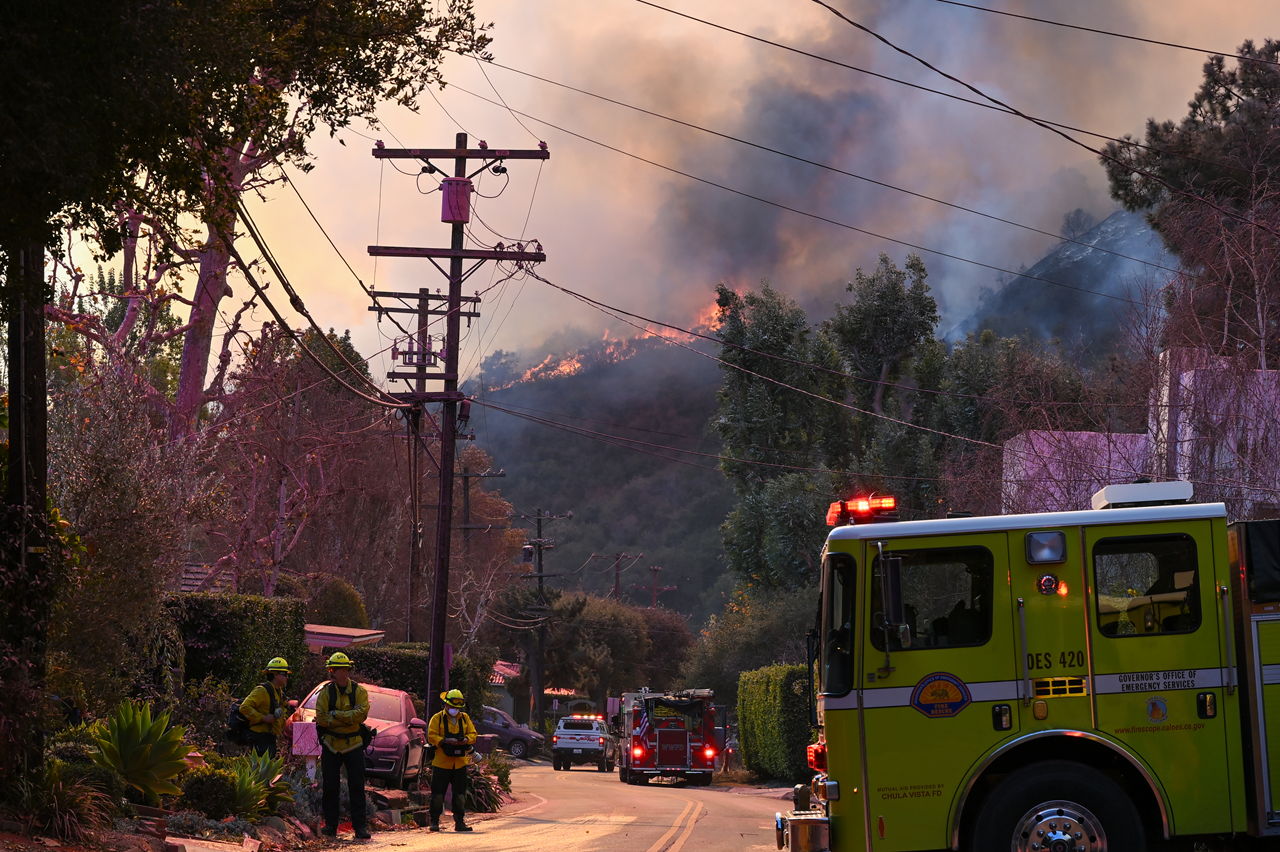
[737, 664, 814, 782]
[166, 593, 308, 697]
[344, 643, 494, 719]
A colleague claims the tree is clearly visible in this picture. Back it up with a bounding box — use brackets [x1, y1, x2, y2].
[1061, 208, 1098, 241]
[823, 252, 939, 420]
[1103, 38, 1280, 369]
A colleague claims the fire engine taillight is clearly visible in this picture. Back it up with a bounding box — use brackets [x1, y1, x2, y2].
[632, 745, 644, 759]
[704, 746, 715, 759]
[807, 742, 827, 772]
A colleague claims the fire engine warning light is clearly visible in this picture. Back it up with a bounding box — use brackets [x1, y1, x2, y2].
[826, 495, 896, 526]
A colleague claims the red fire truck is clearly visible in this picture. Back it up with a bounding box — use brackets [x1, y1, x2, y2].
[617, 688, 724, 786]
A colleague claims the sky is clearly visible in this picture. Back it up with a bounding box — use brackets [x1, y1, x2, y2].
[236, 0, 1280, 386]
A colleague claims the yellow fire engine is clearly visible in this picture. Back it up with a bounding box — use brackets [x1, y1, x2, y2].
[777, 481, 1280, 852]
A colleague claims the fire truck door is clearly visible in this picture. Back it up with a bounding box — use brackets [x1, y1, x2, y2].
[1086, 519, 1236, 836]
[1012, 527, 1093, 740]
[861, 534, 1016, 851]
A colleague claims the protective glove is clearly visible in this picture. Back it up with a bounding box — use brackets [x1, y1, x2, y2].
[274, 707, 287, 720]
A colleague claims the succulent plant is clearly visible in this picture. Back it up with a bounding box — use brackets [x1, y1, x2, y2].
[92, 700, 191, 804]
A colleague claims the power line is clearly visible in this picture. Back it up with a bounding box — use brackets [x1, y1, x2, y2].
[625, 0, 1232, 173]
[928, 0, 1280, 68]
[807, 0, 1280, 242]
[445, 82, 1142, 306]
[462, 54, 1176, 275]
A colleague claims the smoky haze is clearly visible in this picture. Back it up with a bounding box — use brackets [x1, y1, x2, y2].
[242, 0, 1277, 375]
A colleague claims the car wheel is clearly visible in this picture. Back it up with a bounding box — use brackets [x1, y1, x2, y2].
[619, 766, 630, 784]
[971, 760, 1146, 852]
[607, 759, 615, 772]
[508, 739, 528, 759]
[597, 757, 608, 772]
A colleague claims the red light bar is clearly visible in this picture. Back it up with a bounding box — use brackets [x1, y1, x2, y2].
[827, 495, 897, 526]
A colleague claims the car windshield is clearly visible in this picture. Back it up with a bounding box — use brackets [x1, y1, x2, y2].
[303, 685, 402, 723]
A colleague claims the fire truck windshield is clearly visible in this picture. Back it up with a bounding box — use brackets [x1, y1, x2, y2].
[646, 698, 703, 732]
[870, 546, 994, 651]
[821, 553, 856, 695]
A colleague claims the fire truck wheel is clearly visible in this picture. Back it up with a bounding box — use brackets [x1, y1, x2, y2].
[619, 766, 630, 783]
[971, 760, 1145, 852]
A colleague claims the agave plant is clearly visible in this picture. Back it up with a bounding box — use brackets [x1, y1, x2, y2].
[92, 700, 191, 804]
[227, 758, 269, 819]
[243, 751, 294, 814]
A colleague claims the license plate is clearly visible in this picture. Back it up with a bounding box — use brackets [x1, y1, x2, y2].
[573, 749, 582, 754]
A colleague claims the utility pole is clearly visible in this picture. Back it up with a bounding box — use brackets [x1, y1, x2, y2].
[368, 133, 548, 716]
[457, 466, 506, 556]
[610, 553, 633, 600]
[517, 508, 570, 729]
[633, 566, 677, 608]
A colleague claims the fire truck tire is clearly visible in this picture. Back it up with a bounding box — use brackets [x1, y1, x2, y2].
[619, 766, 630, 783]
[971, 760, 1145, 852]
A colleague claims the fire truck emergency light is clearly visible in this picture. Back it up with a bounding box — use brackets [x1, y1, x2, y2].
[826, 495, 896, 526]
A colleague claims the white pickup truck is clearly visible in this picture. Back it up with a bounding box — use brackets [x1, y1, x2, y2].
[551, 715, 617, 772]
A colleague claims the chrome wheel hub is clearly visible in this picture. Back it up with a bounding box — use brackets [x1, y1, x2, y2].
[1012, 800, 1105, 852]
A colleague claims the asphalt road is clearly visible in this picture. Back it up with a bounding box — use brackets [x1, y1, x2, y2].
[360, 762, 786, 852]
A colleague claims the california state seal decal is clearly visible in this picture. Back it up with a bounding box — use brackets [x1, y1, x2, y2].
[910, 672, 972, 718]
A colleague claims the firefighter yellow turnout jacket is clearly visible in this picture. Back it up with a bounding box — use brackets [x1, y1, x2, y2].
[315, 681, 370, 754]
[240, 682, 286, 736]
[428, 710, 477, 769]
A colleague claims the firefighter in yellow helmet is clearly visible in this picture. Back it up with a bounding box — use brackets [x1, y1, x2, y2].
[239, 657, 290, 757]
[314, 652, 372, 840]
[426, 688, 477, 832]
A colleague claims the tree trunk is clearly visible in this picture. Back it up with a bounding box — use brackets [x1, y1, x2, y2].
[173, 223, 233, 436]
[1, 241, 51, 778]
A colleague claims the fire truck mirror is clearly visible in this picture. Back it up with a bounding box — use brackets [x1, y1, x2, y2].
[897, 623, 912, 648]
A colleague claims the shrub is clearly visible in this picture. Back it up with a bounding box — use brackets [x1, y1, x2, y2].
[165, 811, 259, 841]
[478, 751, 512, 793]
[307, 577, 369, 629]
[737, 664, 814, 783]
[243, 751, 293, 814]
[227, 757, 269, 819]
[179, 767, 239, 819]
[64, 763, 129, 811]
[343, 645, 494, 719]
[169, 676, 238, 749]
[166, 593, 307, 697]
[92, 700, 191, 804]
[3, 759, 112, 841]
[465, 762, 504, 813]
[276, 768, 321, 819]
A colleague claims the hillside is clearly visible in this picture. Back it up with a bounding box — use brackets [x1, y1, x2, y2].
[948, 210, 1175, 354]
[472, 339, 736, 624]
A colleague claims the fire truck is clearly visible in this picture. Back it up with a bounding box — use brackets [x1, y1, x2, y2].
[617, 688, 724, 786]
[776, 482, 1280, 852]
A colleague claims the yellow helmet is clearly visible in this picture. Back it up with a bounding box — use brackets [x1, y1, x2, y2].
[326, 652, 353, 669]
[441, 688, 466, 708]
[264, 657, 291, 674]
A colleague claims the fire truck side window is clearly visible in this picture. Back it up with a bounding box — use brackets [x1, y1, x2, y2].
[821, 553, 856, 695]
[1094, 534, 1200, 637]
[870, 546, 994, 651]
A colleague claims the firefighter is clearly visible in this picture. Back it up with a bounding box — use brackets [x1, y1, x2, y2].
[239, 657, 290, 758]
[315, 652, 372, 840]
[427, 688, 477, 832]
